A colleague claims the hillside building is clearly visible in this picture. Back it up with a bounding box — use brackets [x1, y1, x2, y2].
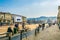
[0, 12, 13, 25]
[12, 14, 27, 24]
[0, 12, 27, 25]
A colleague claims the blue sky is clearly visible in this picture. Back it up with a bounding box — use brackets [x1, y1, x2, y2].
[0, 0, 60, 18]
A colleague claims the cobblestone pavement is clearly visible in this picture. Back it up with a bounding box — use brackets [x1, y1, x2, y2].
[35, 24, 60, 40]
[22, 24, 60, 40]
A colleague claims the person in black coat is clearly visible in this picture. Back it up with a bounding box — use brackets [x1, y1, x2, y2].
[7, 27, 12, 33]
[7, 26, 13, 36]
[42, 23, 45, 30]
[15, 23, 18, 28]
[14, 23, 19, 33]
[37, 24, 41, 33]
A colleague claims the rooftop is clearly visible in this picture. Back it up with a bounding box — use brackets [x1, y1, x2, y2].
[0, 12, 11, 14]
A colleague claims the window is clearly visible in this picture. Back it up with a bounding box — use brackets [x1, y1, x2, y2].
[17, 19, 20, 21]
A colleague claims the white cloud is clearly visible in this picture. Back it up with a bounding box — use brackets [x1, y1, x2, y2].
[40, 0, 57, 7]
[12, 0, 58, 18]
[0, 0, 58, 18]
[31, 1, 57, 17]
[57, 0, 60, 6]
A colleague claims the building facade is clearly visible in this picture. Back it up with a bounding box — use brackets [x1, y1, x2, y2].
[22, 16, 27, 23]
[57, 6, 60, 24]
[12, 14, 22, 23]
[0, 12, 13, 25]
[0, 12, 27, 25]
[0, 12, 4, 22]
[12, 14, 27, 24]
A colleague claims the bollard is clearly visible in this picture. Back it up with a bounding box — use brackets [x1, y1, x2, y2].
[35, 27, 40, 36]
[35, 29, 37, 36]
[7, 32, 11, 40]
[20, 30, 22, 40]
[24, 29, 27, 39]
[20, 29, 24, 40]
[9, 36, 11, 40]
[37, 27, 40, 33]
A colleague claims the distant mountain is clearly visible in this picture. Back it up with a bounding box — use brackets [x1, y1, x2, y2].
[27, 16, 57, 21]
[39, 16, 47, 18]
[38, 16, 48, 20]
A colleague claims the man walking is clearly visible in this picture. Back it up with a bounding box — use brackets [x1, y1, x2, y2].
[42, 23, 45, 30]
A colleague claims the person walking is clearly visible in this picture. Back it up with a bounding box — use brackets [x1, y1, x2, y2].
[7, 26, 13, 33]
[37, 24, 41, 33]
[7, 26, 13, 37]
[22, 22, 25, 29]
[14, 23, 19, 34]
[58, 23, 60, 30]
[7, 23, 12, 33]
[42, 23, 45, 30]
[39, 24, 41, 28]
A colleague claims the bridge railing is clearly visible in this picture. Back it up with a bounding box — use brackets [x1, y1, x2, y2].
[0, 26, 42, 40]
